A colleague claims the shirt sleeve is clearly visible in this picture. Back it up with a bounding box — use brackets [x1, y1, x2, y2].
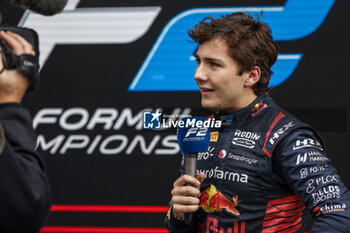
[274, 128, 350, 233]
[164, 204, 198, 233]
[0, 103, 51, 233]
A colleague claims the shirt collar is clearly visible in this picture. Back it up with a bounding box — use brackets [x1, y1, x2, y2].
[215, 93, 271, 128]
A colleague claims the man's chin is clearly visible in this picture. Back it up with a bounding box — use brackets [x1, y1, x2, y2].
[201, 103, 233, 113]
[201, 103, 220, 112]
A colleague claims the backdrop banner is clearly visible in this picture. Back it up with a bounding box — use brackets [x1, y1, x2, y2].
[0, 0, 349, 231]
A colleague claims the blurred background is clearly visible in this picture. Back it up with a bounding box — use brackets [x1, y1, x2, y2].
[1, 0, 349, 232]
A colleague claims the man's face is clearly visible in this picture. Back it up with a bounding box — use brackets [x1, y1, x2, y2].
[194, 37, 249, 112]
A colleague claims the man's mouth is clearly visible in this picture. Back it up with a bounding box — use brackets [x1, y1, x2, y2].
[200, 88, 214, 94]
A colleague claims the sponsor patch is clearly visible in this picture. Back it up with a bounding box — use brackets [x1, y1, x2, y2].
[200, 184, 240, 216]
[234, 130, 260, 140]
[269, 121, 294, 145]
[300, 168, 308, 178]
[197, 146, 215, 160]
[218, 149, 227, 159]
[210, 132, 219, 142]
[251, 102, 267, 117]
[319, 203, 346, 215]
[228, 153, 258, 165]
[197, 166, 248, 183]
[232, 137, 255, 149]
[296, 151, 328, 165]
[311, 185, 341, 206]
[293, 138, 323, 151]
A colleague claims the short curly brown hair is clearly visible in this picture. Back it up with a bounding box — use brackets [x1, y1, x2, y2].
[188, 12, 278, 96]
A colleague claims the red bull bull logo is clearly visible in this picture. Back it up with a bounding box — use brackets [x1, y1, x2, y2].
[251, 102, 267, 117]
[200, 184, 240, 216]
[252, 102, 263, 112]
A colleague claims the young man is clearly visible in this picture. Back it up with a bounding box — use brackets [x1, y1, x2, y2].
[165, 12, 350, 232]
[0, 30, 51, 232]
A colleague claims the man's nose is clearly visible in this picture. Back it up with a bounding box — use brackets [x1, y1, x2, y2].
[194, 65, 208, 82]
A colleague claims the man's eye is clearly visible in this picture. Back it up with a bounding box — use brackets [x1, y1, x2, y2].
[210, 62, 220, 68]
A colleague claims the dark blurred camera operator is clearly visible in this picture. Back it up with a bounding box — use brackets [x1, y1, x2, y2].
[0, 29, 51, 232]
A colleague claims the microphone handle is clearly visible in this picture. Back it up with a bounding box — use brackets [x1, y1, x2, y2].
[184, 153, 197, 225]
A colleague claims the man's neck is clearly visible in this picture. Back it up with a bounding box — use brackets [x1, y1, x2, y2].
[222, 91, 258, 113]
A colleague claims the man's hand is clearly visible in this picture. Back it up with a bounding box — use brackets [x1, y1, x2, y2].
[0, 30, 35, 103]
[171, 172, 205, 220]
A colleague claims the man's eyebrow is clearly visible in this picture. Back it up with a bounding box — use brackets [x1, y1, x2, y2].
[204, 57, 224, 63]
[195, 54, 224, 64]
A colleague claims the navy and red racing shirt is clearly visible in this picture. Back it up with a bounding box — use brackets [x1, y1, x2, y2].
[165, 94, 350, 233]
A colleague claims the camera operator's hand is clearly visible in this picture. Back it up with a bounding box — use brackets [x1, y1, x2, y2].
[0, 30, 35, 103]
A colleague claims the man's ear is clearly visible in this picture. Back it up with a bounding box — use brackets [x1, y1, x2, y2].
[244, 66, 261, 87]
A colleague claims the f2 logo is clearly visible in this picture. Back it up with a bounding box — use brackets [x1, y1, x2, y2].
[18, 0, 161, 69]
[18, 0, 335, 88]
[185, 127, 208, 137]
[129, 0, 335, 91]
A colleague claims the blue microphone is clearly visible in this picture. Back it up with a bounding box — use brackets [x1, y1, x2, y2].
[177, 116, 210, 225]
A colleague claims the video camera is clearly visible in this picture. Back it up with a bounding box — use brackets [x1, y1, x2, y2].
[0, 0, 67, 91]
[0, 26, 40, 91]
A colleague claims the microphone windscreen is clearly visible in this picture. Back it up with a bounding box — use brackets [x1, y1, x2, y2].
[177, 117, 210, 154]
[30, 0, 68, 16]
[7, 0, 68, 16]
